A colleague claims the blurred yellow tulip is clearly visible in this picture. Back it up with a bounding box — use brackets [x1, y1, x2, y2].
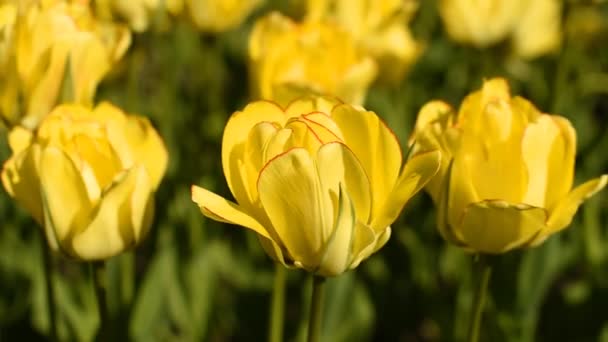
[306, 0, 422, 83]
[248, 12, 377, 106]
[439, 0, 562, 58]
[1, 102, 168, 260]
[0, 0, 131, 129]
[171, 0, 263, 32]
[411, 78, 607, 254]
[192, 97, 440, 276]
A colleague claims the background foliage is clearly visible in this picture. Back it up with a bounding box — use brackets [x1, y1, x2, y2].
[1, 0, 607, 341]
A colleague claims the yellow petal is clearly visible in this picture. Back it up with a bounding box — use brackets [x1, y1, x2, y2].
[317, 183, 356, 277]
[512, 0, 562, 58]
[23, 40, 70, 129]
[336, 56, 377, 106]
[129, 165, 154, 242]
[371, 150, 441, 232]
[436, 160, 467, 246]
[71, 166, 140, 260]
[459, 200, 547, 254]
[331, 104, 402, 219]
[545, 175, 608, 234]
[284, 96, 340, 119]
[8, 126, 34, 155]
[1, 144, 44, 225]
[521, 114, 562, 207]
[257, 235, 289, 266]
[448, 144, 480, 231]
[257, 148, 331, 269]
[370, 226, 391, 256]
[300, 112, 344, 143]
[191, 185, 271, 240]
[544, 116, 576, 210]
[347, 222, 377, 269]
[39, 146, 92, 251]
[222, 101, 285, 207]
[316, 142, 371, 226]
[69, 32, 110, 106]
[124, 115, 168, 189]
[412, 101, 453, 142]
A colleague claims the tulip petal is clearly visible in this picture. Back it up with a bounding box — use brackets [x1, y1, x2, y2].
[545, 175, 608, 234]
[191, 185, 271, 240]
[544, 116, 576, 209]
[124, 115, 169, 190]
[39, 146, 92, 249]
[222, 101, 285, 207]
[129, 166, 154, 242]
[371, 150, 441, 231]
[257, 235, 289, 266]
[460, 200, 547, 254]
[316, 142, 371, 227]
[331, 105, 402, 218]
[284, 96, 340, 119]
[317, 183, 356, 276]
[71, 167, 140, 260]
[337, 56, 377, 106]
[521, 115, 561, 207]
[437, 160, 467, 246]
[2, 144, 44, 225]
[348, 222, 378, 269]
[8, 126, 34, 155]
[258, 148, 331, 269]
[69, 33, 110, 106]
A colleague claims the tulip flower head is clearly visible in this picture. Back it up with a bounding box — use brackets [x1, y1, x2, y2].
[411, 78, 607, 254]
[439, 0, 562, 58]
[192, 97, 441, 276]
[248, 12, 377, 106]
[2, 102, 168, 260]
[305, 0, 422, 83]
[0, 0, 131, 129]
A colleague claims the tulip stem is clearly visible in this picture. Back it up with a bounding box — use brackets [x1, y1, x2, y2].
[42, 240, 58, 342]
[307, 275, 326, 342]
[269, 264, 286, 342]
[468, 255, 493, 342]
[92, 261, 109, 341]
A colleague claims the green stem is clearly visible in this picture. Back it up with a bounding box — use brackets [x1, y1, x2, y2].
[93, 261, 109, 341]
[269, 264, 286, 342]
[468, 255, 493, 342]
[120, 252, 134, 308]
[307, 275, 326, 342]
[42, 240, 58, 342]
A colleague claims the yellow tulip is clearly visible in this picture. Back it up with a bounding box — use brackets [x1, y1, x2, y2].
[411, 78, 608, 254]
[439, 0, 561, 58]
[167, 0, 262, 32]
[306, 0, 422, 83]
[192, 97, 441, 276]
[1, 102, 168, 260]
[248, 12, 377, 106]
[0, 0, 131, 129]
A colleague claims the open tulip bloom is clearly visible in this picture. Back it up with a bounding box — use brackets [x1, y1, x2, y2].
[411, 78, 607, 254]
[192, 97, 441, 277]
[1, 102, 168, 261]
